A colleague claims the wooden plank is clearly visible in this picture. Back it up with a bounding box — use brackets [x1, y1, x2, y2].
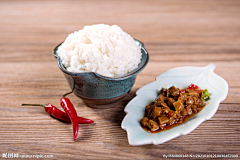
[0, 0, 239, 159]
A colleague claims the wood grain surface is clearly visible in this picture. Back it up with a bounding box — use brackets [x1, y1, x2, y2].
[0, 0, 240, 159]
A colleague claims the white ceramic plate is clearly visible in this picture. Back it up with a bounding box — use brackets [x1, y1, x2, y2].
[121, 63, 228, 146]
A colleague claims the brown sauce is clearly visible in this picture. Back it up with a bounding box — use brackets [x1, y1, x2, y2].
[140, 85, 208, 133]
[141, 105, 205, 133]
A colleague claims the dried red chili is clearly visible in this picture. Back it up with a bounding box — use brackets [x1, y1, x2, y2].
[21, 103, 94, 124]
[196, 89, 203, 96]
[60, 97, 79, 141]
[186, 84, 199, 90]
[186, 84, 205, 97]
[168, 111, 173, 118]
[180, 89, 185, 93]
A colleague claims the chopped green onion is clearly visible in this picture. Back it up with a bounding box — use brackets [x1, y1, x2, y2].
[201, 89, 210, 101]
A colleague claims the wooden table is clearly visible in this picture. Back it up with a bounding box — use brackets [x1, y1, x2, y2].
[0, 0, 239, 159]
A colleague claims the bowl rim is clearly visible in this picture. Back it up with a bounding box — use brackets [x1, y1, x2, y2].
[52, 39, 149, 81]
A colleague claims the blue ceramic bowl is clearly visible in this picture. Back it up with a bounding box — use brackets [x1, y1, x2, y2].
[53, 39, 149, 108]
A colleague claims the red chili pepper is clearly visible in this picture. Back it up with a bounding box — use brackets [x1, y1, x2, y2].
[60, 97, 79, 141]
[21, 103, 94, 124]
[180, 89, 185, 93]
[168, 111, 173, 117]
[196, 89, 203, 96]
[187, 84, 199, 90]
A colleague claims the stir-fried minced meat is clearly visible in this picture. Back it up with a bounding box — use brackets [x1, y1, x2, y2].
[140, 85, 208, 133]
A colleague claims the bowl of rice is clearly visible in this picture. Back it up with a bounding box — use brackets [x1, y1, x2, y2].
[53, 24, 149, 108]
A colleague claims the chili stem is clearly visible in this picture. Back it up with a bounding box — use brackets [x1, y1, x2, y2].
[62, 91, 73, 98]
[63, 78, 76, 97]
[22, 104, 45, 108]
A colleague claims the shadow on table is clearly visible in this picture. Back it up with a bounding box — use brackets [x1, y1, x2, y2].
[72, 88, 137, 143]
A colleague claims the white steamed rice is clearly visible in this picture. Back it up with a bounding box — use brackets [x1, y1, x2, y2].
[57, 24, 142, 78]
